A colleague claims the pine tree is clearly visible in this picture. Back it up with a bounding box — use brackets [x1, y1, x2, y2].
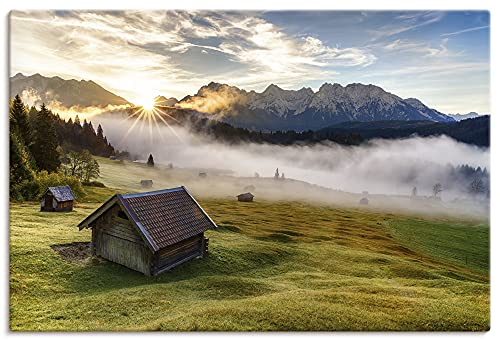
[27, 105, 38, 127]
[97, 124, 104, 140]
[31, 103, 61, 172]
[147, 154, 155, 167]
[10, 95, 32, 146]
[9, 130, 39, 201]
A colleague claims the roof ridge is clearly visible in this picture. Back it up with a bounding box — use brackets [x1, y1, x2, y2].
[121, 187, 185, 199]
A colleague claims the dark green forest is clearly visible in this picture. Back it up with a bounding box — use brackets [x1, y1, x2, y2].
[182, 112, 489, 147]
[9, 95, 115, 201]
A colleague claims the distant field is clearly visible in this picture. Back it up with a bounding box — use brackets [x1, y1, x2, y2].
[386, 219, 489, 275]
[9, 158, 490, 331]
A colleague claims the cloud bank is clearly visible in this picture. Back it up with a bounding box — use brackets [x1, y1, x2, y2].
[95, 115, 489, 202]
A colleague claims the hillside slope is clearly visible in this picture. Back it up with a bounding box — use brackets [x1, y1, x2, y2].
[9, 158, 489, 331]
[10, 73, 130, 108]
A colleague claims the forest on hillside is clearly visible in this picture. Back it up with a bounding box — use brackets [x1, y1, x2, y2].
[164, 107, 490, 147]
[9, 95, 115, 201]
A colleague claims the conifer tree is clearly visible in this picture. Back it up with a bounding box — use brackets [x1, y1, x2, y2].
[97, 124, 104, 140]
[147, 154, 155, 167]
[9, 95, 32, 147]
[9, 130, 39, 200]
[31, 103, 61, 172]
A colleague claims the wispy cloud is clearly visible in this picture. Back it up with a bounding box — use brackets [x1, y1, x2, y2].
[441, 25, 489, 37]
[9, 10, 489, 115]
[10, 10, 376, 100]
[368, 11, 445, 41]
[383, 38, 453, 58]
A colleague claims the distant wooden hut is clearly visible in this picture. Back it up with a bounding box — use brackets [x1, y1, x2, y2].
[359, 197, 369, 205]
[140, 180, 153, 188]
[199, 172, 207, 178]
[78, 187, 217, 276]
[40, 186, 75, 212]
[237, 192, 254, 202]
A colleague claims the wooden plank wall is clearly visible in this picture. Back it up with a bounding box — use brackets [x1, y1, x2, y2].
[152, 233, 203, 275]
[93, 204, 152, 275]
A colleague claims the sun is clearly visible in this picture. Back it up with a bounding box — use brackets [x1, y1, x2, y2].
[136, 96, 156, 111]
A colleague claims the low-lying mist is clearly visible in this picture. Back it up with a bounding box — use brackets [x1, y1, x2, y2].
[20, 88, 132, 120]
[95, 114, 489, 218]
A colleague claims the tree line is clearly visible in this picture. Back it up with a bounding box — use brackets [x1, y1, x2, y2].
[187, 116, 364, 145]
[183, 114, 489, 147]
[9, 95, 115, 201]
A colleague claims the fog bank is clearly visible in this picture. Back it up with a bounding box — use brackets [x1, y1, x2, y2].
[95, 115, 489, 202]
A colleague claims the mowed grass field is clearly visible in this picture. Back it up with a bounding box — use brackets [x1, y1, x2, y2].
[9, 159, 490, 331]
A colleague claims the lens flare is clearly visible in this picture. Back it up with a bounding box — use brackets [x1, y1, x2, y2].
[119, 104, 183, 147]
[135, 96, 156, 111]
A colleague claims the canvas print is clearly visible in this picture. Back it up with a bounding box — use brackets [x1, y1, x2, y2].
[9, 10, 490, 331]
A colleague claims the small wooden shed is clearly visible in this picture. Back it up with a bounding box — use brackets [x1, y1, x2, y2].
[40, 186, 75, 212]
[140, 180, 153, 188]
[237, 192, 254, 202]
[78, 186, 217, 276]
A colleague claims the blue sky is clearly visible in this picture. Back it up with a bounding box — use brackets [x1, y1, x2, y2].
[10, 10, 490, 114]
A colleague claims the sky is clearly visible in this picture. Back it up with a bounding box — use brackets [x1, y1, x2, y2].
[10, 10, 490, 114]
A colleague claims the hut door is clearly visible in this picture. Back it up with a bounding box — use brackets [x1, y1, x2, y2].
[45, 195, 54, 211]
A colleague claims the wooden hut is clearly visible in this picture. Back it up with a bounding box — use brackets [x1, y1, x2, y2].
[359, 197, 369, 205]
[40, 186, 75, 212]
[237, 192, 254, 202]
[78, 186, 217, 276]
[140, 179, 153, 188]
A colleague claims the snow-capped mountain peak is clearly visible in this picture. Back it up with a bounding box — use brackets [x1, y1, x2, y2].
[249, 84, 314, 117]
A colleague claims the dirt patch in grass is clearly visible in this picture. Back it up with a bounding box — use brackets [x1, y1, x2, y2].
[51, 242, 91, 263]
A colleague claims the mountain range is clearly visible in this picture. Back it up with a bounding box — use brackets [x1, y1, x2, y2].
[11, 73, 477, 131]
[10, 73, 130, 108]
[177, 82, 455, 130]
[448, 112, 481, 121]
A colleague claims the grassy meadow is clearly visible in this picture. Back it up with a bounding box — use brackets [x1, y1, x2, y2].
[9, 158, 490, 331]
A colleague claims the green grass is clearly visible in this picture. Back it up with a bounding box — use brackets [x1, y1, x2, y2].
[385, 219, 489, 275]
[9, 159, 490, 331]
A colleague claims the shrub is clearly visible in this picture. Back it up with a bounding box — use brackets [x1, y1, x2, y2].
[81, 181, 106, 188]
[10, 179, 40, 202]
[36, 170, 86, 200]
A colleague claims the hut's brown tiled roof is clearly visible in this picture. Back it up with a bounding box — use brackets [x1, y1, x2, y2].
[120, 188, 216, 250]
[78, 187, 217, 251]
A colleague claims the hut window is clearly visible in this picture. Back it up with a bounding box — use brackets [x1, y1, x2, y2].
[118, 210, 128, 220]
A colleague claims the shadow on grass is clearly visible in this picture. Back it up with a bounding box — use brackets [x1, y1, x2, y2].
[57, 236, 298, 295]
